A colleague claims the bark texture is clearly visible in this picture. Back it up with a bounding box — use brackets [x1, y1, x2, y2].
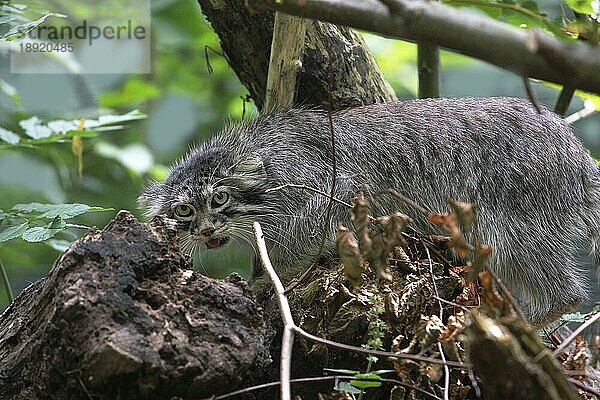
[0, 211, 271, 400]
[197, 0, 396, 111]
[247, 0, 600, 96]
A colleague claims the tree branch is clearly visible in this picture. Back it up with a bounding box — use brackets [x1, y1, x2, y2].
[246, 0, 600, 95]
[554, 85, 575, 116]
[552, 311, 600, 356]
[264, 13, 307, 112]
[198, 0, 396, 110]
[253, 222, 294, 400]
[417, 43, 440, 98]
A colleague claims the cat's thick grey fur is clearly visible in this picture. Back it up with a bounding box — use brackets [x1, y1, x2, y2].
[140, 97, 600, 325]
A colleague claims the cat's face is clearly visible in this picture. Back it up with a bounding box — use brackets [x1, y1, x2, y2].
[138, 146, 272, 256]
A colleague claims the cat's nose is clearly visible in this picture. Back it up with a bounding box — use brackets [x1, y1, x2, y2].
[200, 228, 215, 237]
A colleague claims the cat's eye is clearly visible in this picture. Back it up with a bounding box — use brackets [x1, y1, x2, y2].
[173, 203, 196, 220]
[211, 191, 229, 208]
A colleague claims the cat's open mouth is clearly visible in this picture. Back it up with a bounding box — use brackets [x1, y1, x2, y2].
[205, 236, 230, 249]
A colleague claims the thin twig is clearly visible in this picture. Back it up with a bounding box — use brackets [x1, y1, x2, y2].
[267, 183, 378, 226]
[253, 222, 294, 400]
[425, 247, 450, 400]
[77, 378, 94, 400]
[564, 370, 590, 377]
[567, 377, 600, 397]
[252, 222, 467, 400]
[486, 267, 527, 322]
[467, 367, 482, 398]
[385, 188, 430, 215]
[293, 325, 464, 367]
[522, 76, 543, 113]
[0, 256, 13, 303]
[254, 222, 465, 368]
[65, 223, 90, 229]
[213, 374, 443, 400]
[266, 183, 353, 209]
[433, 295, 469, 312]
[553, 311, 600, 356]
[204, 45, 225, 75]
[417, 42, 440, 98]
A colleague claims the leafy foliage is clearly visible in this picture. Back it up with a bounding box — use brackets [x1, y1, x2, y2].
[327, 367, 397, 394]
[443, 0, 599, 39]
[0, 0, 250, 308]
[565, 0, 596, 15]
[0, 110, 146, 147]
[0, 203, 113, 244]
[1, 12, 66, 41]
[559, 305, 600, 323]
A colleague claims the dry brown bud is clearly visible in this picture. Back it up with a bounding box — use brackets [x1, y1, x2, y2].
[469, 244, 493, 282]
[448, 198, 476, 233]
[377, 211, 412, 249]
[336, 223, 363, 283]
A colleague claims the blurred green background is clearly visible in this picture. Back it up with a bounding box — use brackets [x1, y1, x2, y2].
[0, 0, 598, 310]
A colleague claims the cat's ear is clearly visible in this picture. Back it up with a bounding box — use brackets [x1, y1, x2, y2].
[233, 153, 266, 180]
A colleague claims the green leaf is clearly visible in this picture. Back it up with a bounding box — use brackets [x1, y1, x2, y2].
[0, 15, 16, 25]
[354, 372, 382, 380]
[89, 207, 113, 215]
[0, 126, 19, 144]
[501, 8, 544, 29]
[366, 355, 379, 364]
[334, 381, 361, 394]
[19, 116, 52, 139]
[99, 78, 162, 108]
[10, 203, 112, 219]
[45, 216, 66, 229]
[22, 226, 63, 242]
[0, 111, 147, 147]
[442, 0, 502, 18]
[560, 308, 599, 323]
[0, 78, 21, 108]
[349, 380, 382, 389]
[520, 0, 539, 11]
[94, 142, 154, 175]
[3, 4, 27, 12]
[95, 110, 147, 126]
[45, 119, 80, 134]
[1, 13, 66, 41]
[559, 312, 586, 323]
[15, 129, 102, 146]
[46, 239, 72, 252]
[574, 90, 600, 110]
[566, 0, 594, 14]
[149, 164, 170, 182]
[0, 222, 28, 243]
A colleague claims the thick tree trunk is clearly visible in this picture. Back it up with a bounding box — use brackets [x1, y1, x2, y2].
[197, 0, 397, 111]
[0, 212, 271, 399]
